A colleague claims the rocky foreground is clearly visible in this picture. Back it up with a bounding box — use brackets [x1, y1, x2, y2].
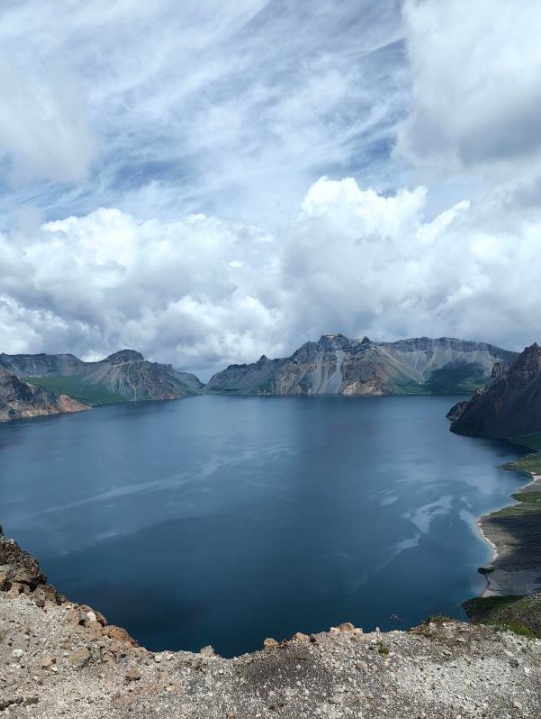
[2, 530, 541, 718]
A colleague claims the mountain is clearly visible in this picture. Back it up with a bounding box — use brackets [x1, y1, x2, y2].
[205, 335, 516, 396]
[0, 349, 203, 406]
[450, 343, 541, 438]
[0, 366, 89, 422]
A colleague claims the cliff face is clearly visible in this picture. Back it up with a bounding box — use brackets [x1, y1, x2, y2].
[206, 335, 515, 396]
[450, 343, 541, 438]
[0, 366, 89, 422]
[0, 350, 203, 405]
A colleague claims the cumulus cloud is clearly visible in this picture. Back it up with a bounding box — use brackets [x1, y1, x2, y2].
[398, 0, 541, 185]
[1, 178, 540, 375]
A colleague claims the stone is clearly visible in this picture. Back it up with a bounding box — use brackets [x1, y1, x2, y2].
[292, 632, 309, 642]
[40, 656, 55, 669]
[200, 645, 216, 657]
[337, 622, 355, 632]
[513, 701, 523, 711]
[103, 625, 138, 646]
[67, 647, 91, 668]
[126, 666, 141, 682]
[263, 638, 279, 648]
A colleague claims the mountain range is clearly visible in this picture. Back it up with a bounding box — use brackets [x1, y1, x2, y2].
[0, 335, 525, 424]
[0, 349, 202, 422]
[206, 335, 516, 396]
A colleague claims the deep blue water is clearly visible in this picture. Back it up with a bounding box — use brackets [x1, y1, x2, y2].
[0, 395, 527, 656]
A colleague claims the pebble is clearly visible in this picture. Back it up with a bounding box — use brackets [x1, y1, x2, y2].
[126, 666, 142, 682]
[67, 648, 90, 668]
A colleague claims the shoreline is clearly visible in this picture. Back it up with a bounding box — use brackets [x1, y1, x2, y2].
[475, 469, 541, 598]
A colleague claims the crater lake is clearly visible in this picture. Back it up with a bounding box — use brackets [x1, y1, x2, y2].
[0, 395, 527, 656]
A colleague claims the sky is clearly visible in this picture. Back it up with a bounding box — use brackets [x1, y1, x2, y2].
[0, 0, 540, 377]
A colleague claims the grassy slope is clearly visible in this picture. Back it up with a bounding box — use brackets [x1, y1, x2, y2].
[464, 437, 541, 636]
[28, 376, 126, 406]
[463, 594, 541, 637]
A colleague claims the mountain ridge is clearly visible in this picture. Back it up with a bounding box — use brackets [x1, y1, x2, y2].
[0, 349, 203, 408]
[206, 334, 516, 396]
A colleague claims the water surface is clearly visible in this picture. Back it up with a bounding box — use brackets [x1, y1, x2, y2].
[0, 395, 526, 656]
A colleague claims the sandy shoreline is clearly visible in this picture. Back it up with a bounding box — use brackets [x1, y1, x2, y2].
[476, 471, 541, 597]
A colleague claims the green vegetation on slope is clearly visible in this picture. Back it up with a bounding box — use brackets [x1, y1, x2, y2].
[463, 594, 541, 638]
[501, 452, 541, 477]
[424, 363, 487, 394]
[28, 376, 126, 406]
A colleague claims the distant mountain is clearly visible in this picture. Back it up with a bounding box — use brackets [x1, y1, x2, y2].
[205, 335, 516, 396]
[450, 343, 541, 438]
[0, 349, 203, 406]
[0, 365, 89, 422]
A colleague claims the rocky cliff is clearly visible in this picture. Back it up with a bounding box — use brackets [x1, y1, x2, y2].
[450, 343, 541, 438]
[206, 335, 515, 396]
[0, 366, 89, 422]
[0, 350, 203, 405]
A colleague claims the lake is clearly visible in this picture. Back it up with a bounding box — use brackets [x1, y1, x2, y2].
[0, 394, 526, 656]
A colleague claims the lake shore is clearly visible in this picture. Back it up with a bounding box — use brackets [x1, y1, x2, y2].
[477, 470, 541, 598]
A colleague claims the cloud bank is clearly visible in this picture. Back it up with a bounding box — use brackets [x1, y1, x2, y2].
[1, 177, 540, 373]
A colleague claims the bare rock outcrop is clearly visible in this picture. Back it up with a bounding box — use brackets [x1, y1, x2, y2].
[0, 366, 89, 423]
[450, 343, 541, 438]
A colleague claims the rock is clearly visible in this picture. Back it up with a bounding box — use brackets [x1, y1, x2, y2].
[40, 657, 55, 669]
[125, 666, 141, 682]
[103, 625, 138, 647]
[263, 638, 279, 649]
[200, 645, 216, 657]
[67, 648, 91, 668]
[12, 648, 24, 660]
[337, 622, 355, 632]
[292, 632, 309, 642]
[513, 700, 523, 711]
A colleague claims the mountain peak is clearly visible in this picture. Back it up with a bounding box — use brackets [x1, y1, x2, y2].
[104, 349, 144, 364]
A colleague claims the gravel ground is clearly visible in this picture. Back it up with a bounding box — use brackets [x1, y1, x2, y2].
[2, 533, 541, 718]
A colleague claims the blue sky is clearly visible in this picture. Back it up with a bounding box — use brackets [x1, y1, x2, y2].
[0, 0, 540, 373]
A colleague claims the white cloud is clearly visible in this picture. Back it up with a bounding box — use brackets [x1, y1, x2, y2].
[0, 51, 96, 184]
[1, 178, 540, 375]
[0, 0, 406, 227]
[397, 0, 541, 185]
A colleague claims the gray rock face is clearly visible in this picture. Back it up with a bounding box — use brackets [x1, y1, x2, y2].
[450, 343, 541, 438]
[206, 335, 516, 396]
[446, 400, 470, 421]
[0, 350, 204, 405]
[0, 366, 89, 423]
